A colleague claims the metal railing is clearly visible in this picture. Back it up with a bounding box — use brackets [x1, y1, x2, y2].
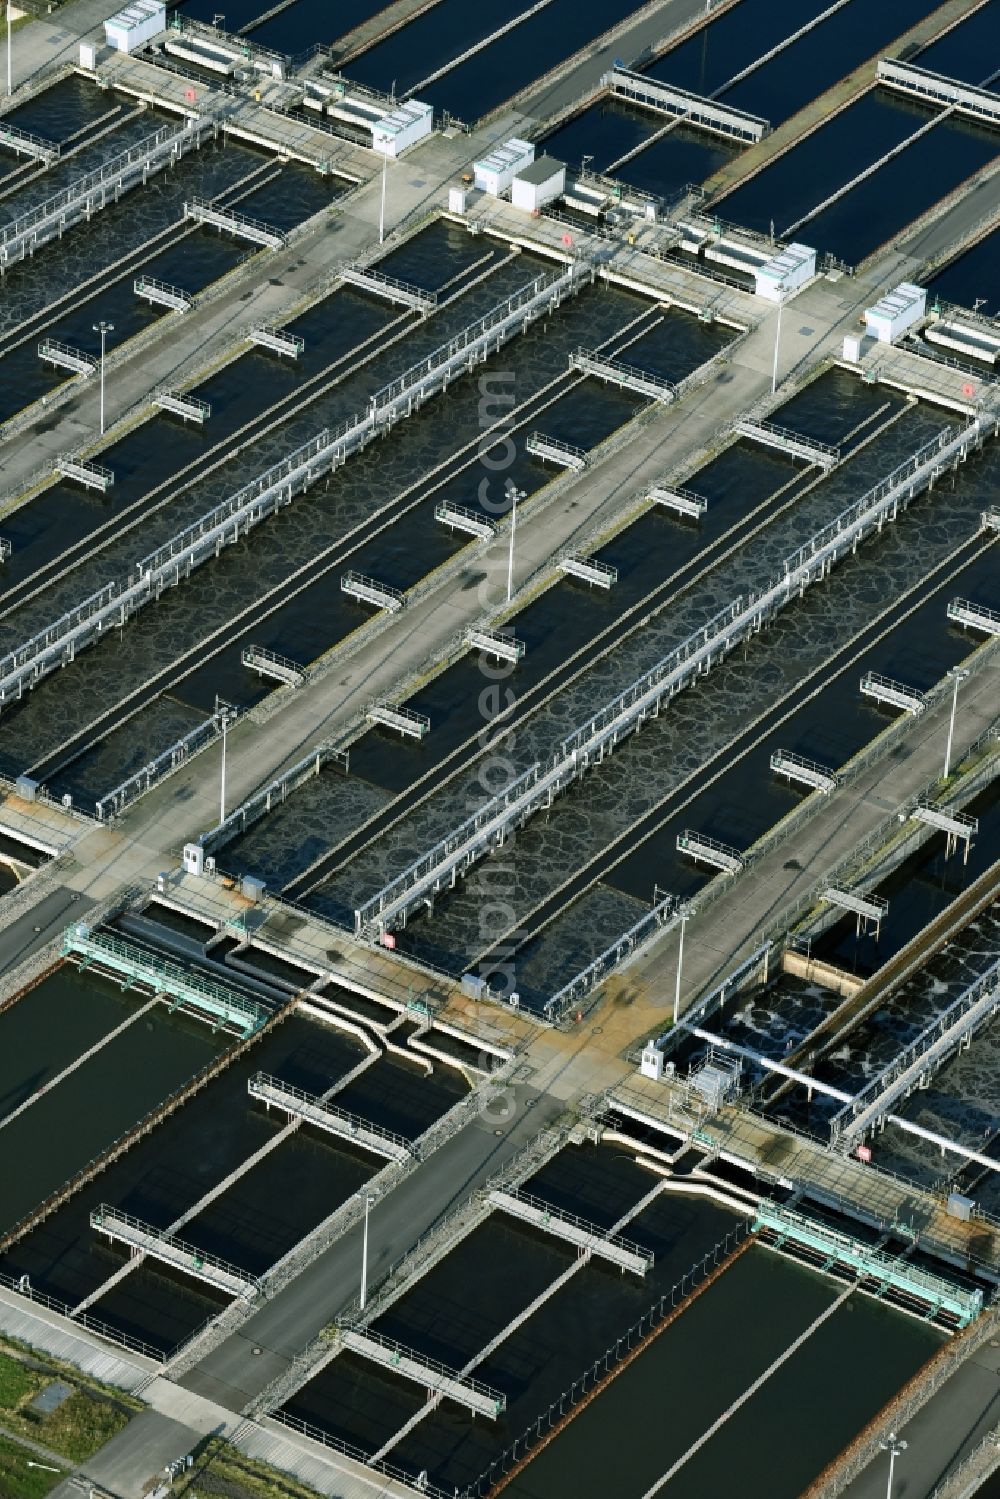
[184, 196, 286, 248]
[341, 263, 437, 310]
[745, 418, 840, 461]
[94, 712, 227, 821]
[202, 740, 347, 854]
[355, 420, 993, 940]
[0, 119, 214, 267]
[134, 274, 191, 310]
[91, 1203, 261, 1298]
[545, 893, 677, 1023]
[37, 337, 96, 373]
[249, 1072, 412, 1155]
[63, 924, 267, 1038]
[241, 644, 304, 683]
[333, 1322, 504, 1408]
[570, 346, 676, 401]
[267, 1411, 453, 1499]
[0, 1268, 167, 1364]
[0, 120, 59, 162]
[828, 954, 1000, 1147]
[495, 1185, 651, 1263]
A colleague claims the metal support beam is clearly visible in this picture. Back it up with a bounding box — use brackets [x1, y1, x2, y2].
[559, 554, 617, 588]
[341, 265, 436, 312]
[135, 275, 192, 313]
[353, 419, 994, 940]
[677, 830, 744, 874]
[753, 1203, 982, 1327]
[829, 955, 1000, 1149]
[249, 1073, 411, 1160]
[570, 347, 675, 402]
[91, 1205, 260, 1301]
[605, 64, 770, 142]
[184, 195, 285, 248]
[860, 671, 926, 716]
[735, 419, 839, 470]
[527, 431, 588, 470]
[367, 703, 430, 739]
[241, 645, 305, 687]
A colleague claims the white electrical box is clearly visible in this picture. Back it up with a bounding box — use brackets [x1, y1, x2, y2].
[640, 1041, 664, 1080]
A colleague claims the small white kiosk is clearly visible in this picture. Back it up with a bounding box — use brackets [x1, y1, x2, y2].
[511, 155, 566, 212]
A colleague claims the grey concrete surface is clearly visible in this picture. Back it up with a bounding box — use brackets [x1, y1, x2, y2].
[65, 1409, 208, 1499]
[0, 885, 93, 971]
[844, 1342, 1000, 1499]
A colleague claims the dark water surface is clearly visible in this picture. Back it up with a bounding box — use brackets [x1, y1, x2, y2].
[0, 1014, 456, 1351]
[506, 1249, 941, 1499]
[929, 223, 1000, 312]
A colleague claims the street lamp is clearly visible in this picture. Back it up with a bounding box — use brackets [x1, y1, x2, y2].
[943, 666, 969, 780]
[214, 695, 237, 826]
[505, 481, 525, 605]
[771, 293, 786, 396]
[378, 149, 388, 245]
[880, 1433, 907, 1499]
[360, 1192, 375, 1309]
[6, 1, 12, 99]
[93, 320, 114, 436]
[672, 903, 692, 1026]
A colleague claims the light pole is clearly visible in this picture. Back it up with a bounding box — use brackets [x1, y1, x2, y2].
[672, 903, 692, 1026]
[215, 696, 236, 826]
[505, 482, 524, 604]
[880, 1433, 907, 1499]
[93, 320, 114, 436]
[943, 666, 968, 779]
[378, 149, 387, 245]
[771, 293, 785, 395]
[6, 1, 12, 100]
[360, 1192, 375, 1309]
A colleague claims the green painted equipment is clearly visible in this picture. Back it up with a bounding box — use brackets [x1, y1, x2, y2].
[753, 1203, 982, 1329]
[63, 923, 266, 1039]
